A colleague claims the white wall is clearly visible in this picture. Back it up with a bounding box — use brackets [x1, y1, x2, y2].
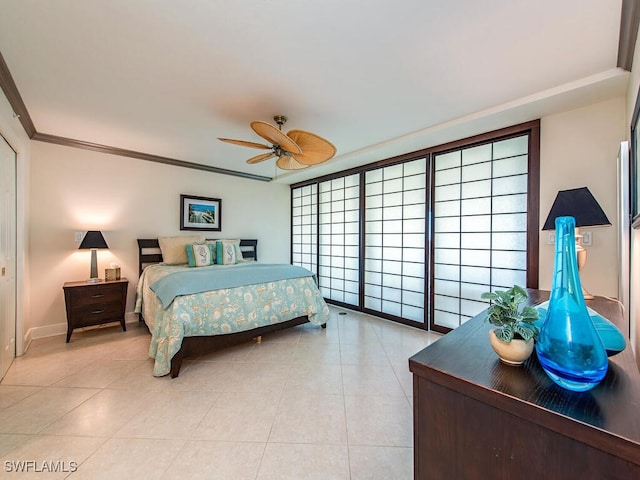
[27, 141, 290, 338]
[0, 91, 30, 355]
[539, 97, 626, 297]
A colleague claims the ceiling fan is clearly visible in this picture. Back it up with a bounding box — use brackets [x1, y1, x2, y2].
[218, 115, 336, 170]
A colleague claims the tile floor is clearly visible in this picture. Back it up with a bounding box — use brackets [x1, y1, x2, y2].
[0, 307, 440, 479]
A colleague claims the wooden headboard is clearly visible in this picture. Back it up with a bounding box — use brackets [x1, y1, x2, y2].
[137, 239, 258, 275]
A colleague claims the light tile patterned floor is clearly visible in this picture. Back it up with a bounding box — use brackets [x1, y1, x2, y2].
[0, 307, 440, 479]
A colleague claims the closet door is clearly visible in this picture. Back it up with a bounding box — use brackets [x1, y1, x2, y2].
[0, 134, 16, 379]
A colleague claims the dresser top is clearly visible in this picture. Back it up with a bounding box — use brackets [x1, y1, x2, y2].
[409, 289, 640, 461]
[63, 278, 128, 288]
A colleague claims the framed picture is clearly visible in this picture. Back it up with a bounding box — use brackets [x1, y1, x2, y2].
[631, 83, 640, 229]
[180, 194, 222, 231]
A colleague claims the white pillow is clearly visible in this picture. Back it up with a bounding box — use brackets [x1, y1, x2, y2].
[215, 239, 244, 263]
[158, 235, 204, 265]
[216, 239, 239, 265]
[186, 243, 215, 267]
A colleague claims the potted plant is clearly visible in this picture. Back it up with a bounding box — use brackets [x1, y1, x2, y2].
[481, 285, 539, 365]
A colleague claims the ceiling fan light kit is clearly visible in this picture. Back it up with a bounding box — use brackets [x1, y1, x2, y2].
[218, 115, 336, 170]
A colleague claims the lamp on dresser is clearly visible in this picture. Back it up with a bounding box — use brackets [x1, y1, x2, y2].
[542, 187, 611, 299]
[78, 230, 109, 283]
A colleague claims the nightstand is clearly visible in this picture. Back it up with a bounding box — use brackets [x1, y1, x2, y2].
[63, 278, 128, 342]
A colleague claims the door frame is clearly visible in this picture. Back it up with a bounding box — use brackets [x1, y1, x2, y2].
[0, 131, 17, 378]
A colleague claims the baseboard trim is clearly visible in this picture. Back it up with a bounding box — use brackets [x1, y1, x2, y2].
[21, 312, 142, 352]
[24, 322, 67, 342]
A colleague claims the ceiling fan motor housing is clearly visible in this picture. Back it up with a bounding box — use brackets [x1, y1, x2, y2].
[273, 115, 287, 128]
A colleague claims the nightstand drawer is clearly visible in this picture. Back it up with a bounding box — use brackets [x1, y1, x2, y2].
[70, 304, 123, 327]
[69, 284, 122, 307]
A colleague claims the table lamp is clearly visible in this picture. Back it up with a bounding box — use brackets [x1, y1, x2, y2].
[79, 230, 109, 283]
[542, 187, 611, 299]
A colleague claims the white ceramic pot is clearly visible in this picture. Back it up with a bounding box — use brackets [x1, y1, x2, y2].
[488, 329, 534, 366]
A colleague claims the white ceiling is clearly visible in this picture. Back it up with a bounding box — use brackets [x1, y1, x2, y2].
[0, 0, 629, 184]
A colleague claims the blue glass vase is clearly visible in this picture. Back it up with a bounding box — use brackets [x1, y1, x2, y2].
[535, 216, 608, 392]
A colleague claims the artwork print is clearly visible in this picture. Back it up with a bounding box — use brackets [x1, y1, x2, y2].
[180, 195, 222, 231]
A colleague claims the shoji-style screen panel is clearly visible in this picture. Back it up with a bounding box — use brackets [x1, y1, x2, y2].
[432, 135, 529, 330]
[364, 159, 427, 324]
[318, 174, 360, 306]
[291, 184, 318, 274]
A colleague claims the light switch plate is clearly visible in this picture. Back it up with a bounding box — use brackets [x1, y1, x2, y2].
[581, 231, 592, 246]
[75, 231, 84, 242]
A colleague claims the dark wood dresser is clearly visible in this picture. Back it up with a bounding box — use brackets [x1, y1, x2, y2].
[63, 279, 128, 342]
[409, 290, 640, 479]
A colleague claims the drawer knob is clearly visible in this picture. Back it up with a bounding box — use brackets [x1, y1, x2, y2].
[91, 310, 105, 315]
[91, 294, 105, 298]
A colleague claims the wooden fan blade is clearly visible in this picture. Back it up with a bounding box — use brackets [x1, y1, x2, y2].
[246, 152, 276, 164]
[287, 130, 337, 165]
[218, 138, 272, 150]
[251, 121, 302, 154]
[276, 155, 309, 170]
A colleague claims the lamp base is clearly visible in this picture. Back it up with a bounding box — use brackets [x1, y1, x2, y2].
[576, 234, 593, 300]
[89, 249, 100, 283]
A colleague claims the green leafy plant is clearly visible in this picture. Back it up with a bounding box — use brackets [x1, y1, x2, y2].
[481, 285, 539, 343]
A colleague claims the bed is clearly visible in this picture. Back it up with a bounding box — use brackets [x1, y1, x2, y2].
[135, 238, 330, 377]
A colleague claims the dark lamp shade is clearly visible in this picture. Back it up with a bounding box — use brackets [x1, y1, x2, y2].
[542, 187, 611, 230]
[78, 230, 109, 250]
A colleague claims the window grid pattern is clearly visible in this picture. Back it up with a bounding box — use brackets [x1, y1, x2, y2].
[318, 174, 360, 306]
[364, 159, 427, 323]
[291, 184, 318, 274]
[432, 136, 529, 329]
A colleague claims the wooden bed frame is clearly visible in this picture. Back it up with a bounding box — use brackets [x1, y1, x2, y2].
[137, 238, 260, 276]
[137, 238, 320, 377]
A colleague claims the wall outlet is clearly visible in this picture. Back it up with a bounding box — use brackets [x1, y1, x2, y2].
[549, 231, 591, 246]
[548, 232, 555, 245]
[75, 231, 84, 242]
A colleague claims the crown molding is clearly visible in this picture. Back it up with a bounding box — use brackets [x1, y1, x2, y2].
[618, 0, 640, 71]
[0, 50, 36, 137]
[30, 132, 272, 181]
[0, 50, 271, 182]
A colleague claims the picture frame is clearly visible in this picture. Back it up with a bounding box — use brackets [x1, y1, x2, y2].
[631, 83, 640, 229]
[180, 194, 222, 231]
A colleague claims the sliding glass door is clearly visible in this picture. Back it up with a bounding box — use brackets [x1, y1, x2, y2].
[317, 174, 360, 306]
[291, 121, 539, 332]
[363, 159, 427, 326]
[291, 184, 318, 274]
[431, 135, 532, 331]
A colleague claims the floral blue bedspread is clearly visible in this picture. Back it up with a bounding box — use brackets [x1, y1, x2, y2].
[135, 263, 330, 376]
